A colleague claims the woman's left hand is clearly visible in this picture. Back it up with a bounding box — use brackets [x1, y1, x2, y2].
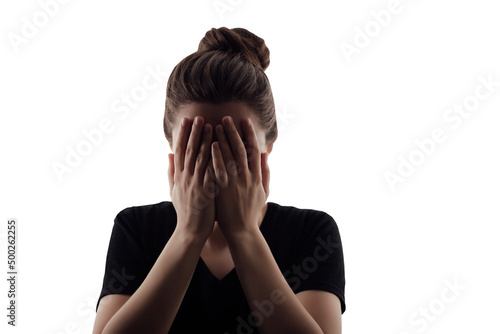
[211, 115, 270, 238]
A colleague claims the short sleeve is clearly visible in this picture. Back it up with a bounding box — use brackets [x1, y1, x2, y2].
[95, 207, 151, 312]
[289, 212, 346, 314]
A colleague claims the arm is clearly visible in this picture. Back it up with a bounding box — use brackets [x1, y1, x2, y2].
[211, 115, 343, 333]
[102, 230, 205, 334]
[296, 290, 342, 334]
[103, 116, 216, 333]
[226, 229, 325, 334]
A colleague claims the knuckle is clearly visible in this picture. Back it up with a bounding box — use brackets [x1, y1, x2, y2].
[226, 162, 235, 175]
[226, 160, 242, 175]
[185, 146, 194, 157]
[196, 153, 204, 165]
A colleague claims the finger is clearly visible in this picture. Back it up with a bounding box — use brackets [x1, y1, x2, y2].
[261, 153, 270, 199]
[203, 157, 210, 187]
[211, 141, 228, 187]
[215, 124, 239, 176]
[222, 116, 247, 170]
[174, 117, 192, 172]
[204, 155, 217, 200]
[168, 153, 175, 197]
[194, 122, 213, 184]
[185, 116, 205, 174]
[241, 117, 261, 174]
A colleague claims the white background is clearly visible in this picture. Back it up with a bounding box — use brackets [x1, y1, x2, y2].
[1, 0, 499, 333]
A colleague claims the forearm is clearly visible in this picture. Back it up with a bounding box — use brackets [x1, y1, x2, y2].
[226, 229, 323, 334]
[102, 229, 205, 334]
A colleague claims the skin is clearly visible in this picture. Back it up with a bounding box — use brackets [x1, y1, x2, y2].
[93, 101, 342, 334]
[166, 101, 273, 251]
[167, 102, 342, 333]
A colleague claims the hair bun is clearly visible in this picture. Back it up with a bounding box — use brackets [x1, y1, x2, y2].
[198, 27, 270, 71]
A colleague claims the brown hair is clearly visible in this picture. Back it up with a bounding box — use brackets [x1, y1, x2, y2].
[163, 27, 277, 146]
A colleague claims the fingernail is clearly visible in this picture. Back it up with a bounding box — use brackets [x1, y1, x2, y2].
[223, 116, 232, 126]
[195, 116, 202, 125]
[204, 123, 210, 133]
[181, 118, 187, 127]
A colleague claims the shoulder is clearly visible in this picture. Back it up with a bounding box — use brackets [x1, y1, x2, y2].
[111, 201, 177, 261]
[113, 201, 176, 234]
[268, 201, 339, 234]
[119, 200, 174, 218]
[265, 203, 346, 314]
[264, 202, 341, 252]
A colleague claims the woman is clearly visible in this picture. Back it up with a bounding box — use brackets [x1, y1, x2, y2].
[93, 27, 346, 334]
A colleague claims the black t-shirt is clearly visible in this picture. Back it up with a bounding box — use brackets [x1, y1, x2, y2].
[96, 201, 346, 333]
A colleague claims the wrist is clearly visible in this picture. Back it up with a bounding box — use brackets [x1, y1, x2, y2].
[224, 226, 262, 248]
[172, 227, 209, 248]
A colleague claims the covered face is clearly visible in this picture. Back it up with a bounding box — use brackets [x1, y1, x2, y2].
[168, 102, 272, 155]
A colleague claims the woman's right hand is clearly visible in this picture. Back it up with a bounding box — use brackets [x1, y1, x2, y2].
[168, 116, 215, 241]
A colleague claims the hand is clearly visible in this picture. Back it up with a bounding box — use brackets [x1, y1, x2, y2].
[211, 116, 270, 238]
[168, 116, 216, 241]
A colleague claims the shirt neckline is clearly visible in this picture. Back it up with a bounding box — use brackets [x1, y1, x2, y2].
[199, 201, 278, 282]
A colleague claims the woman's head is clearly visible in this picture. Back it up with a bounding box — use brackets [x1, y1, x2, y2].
[163, 27, 277, 154]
